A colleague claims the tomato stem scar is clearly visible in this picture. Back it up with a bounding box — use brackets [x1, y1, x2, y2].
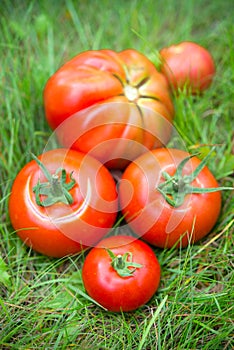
[124, 84, 139, 102]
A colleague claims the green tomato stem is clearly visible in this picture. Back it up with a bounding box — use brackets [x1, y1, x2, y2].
[157, 147, 233, 208]
[31, 153, 76, 207]
[107, 249, 143, 278]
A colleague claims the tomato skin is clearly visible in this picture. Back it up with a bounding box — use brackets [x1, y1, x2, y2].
[119, 148, 222, 248]
[160, 41, 215, 93]
[43, 49, 174, 169]
[82, 235, 161, 312]
[9, 149, 118, 257]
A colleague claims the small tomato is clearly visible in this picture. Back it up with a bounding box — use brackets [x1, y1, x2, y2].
[160, 41, 215, 93]
[82, 235, 161, 312]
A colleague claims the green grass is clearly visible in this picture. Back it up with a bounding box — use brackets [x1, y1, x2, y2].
[0, 0, 234, 349]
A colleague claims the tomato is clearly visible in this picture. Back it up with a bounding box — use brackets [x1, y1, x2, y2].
[43, 49, 174, 169]
[9, 149, 118, 257]
[119, 148, 224, 248]
[160, 41, 216, 93]
[82, 235, 161, 312]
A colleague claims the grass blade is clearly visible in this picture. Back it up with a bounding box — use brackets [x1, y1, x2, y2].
[138, 295, 168, 350]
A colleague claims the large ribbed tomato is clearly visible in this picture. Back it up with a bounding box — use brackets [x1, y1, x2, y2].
[43, 49, 174, 169]
[8, 149, 118, 257]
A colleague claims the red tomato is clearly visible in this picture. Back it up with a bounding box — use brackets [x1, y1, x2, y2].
[82, 235, 161, 312]
[9, 149, 118, 257]
[119, 148, 222, 248]
[160, 41, 215, 93]
[43, 49, 174, 169]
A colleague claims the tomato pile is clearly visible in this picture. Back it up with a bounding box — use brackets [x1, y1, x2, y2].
[9, 41, 231, 312]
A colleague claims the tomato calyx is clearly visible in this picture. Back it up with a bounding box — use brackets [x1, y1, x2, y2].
[32, 154, 76, 207]
[157, 148, 233, 208]
[106, 249, 143, 278]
